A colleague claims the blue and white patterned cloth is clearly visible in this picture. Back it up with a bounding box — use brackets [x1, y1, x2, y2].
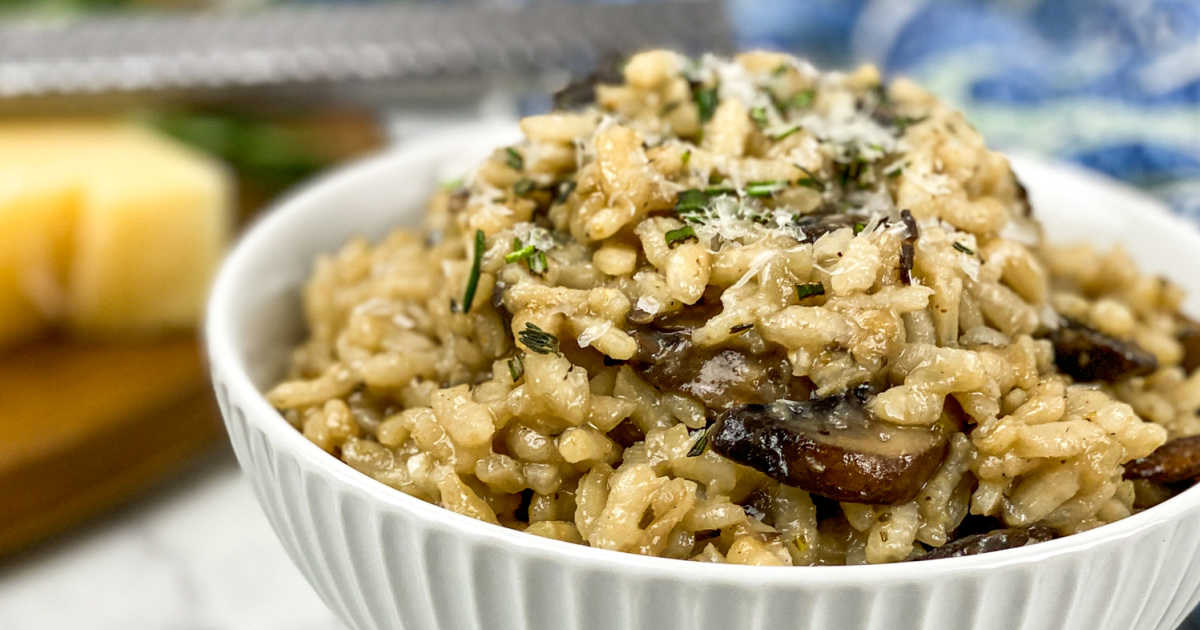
[735, 2, 1200, 626]
[731, 0, 1200, 221]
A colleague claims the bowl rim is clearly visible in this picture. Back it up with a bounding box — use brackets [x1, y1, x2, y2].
[206, 121, 1200, 587]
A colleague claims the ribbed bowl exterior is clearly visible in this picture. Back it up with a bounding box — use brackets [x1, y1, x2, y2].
[207, 124, 1200, 630]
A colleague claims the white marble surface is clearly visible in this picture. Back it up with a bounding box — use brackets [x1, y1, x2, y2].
[0, 450, 344, 630]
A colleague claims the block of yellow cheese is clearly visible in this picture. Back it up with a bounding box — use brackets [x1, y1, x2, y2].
[0, 177, 76, 344]
[0, 119, 232, 346]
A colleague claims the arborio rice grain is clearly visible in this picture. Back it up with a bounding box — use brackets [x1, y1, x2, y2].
[268, 50, 1200, 565]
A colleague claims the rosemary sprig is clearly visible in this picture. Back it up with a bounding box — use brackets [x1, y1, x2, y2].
[460, 229, 485, 313]
[505, 147, 524, 171]
[796, 282, 825, 300]
[665, 225, 697, 246]
[518, 322, 559, 354]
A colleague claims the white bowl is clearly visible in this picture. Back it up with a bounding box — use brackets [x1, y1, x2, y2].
[206, 122, 1200, 630]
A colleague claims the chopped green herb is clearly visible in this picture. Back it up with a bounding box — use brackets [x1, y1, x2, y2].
[507, 354, 524, 381]
[504, 242, 536, 264]
[439, 177, 464, 191]
[687, 426, 711, 457]
[885, 162, 906, 178]
[772, 63, 791, 76]
[771, 125, 801, 141]
[461, 229, 485, 313]
[694, 86, 718, 123]
[749, 106, 769, 128]
[794, 165, 826, 192]
[746, 180, 786, 197]
[894, 115, 929, 132]
[505, 237, 550, 275]
[853, 222, 867, 234]
[729, 323, 753, 334]
[675, 188, 709, 213]
[680, 149, 692, 169]
[660, 101, 681, 115]
[796, 282, 826, 300]
[703, 186, 737, 197]
[554, 180, 576, 204]
[529, 250, 549, 274]
[518, 322, 559, 354]
[953, 242, 976, 256]
[790, 89, 815, 110]
[665, 225, 697, 246]
[708, 172, 725, 185]
[505, 147, 524, 171]
[513, 178, 535, 196]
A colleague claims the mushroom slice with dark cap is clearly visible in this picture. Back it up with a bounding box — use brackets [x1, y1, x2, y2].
[1124, 435, 1200, 484]
[1048, 318, 1158, 382]
[708, 386, 950, 504]
[1179, 315, 1200, 373]
[920, 525, 1055, 560]
[629, 322, 809, 411]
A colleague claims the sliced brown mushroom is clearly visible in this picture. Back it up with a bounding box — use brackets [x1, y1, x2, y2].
[629, 323, 810, 411]
[1124, 435, 1200, 484]
[1178, 315, 1200, 373]
[1048, 318, 1157, 382]
[708, 387, 950, 504]
[920, 525, 1055, 560]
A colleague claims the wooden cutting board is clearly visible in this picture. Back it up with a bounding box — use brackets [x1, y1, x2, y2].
[0, 334, 222, 556]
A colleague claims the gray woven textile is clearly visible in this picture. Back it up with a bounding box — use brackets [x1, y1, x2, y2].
[0, 2, 731, 109]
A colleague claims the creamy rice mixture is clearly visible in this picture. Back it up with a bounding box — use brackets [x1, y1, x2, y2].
[267, 51, 1200, 565]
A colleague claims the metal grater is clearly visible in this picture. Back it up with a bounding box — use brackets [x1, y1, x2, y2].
[0, 2, 732, 112]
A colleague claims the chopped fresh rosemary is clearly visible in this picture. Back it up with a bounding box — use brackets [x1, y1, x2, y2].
[795, 165, 826, 192]
[554, 180, 576, 204]
[687, 426, 711, 457]
[953, 242, 976, 256]
[771, 125, 801, 141]
[460, 229, 485, 313]
[513, 178, 535, 196]
[504, 240, 535, 264]
[507, 354, 524, 381]
[796, 282, 825, 300]
[703, 185, 737, 196]
[694, 86, 718, 123]
[675, 188, 709, 213]
[518, 322, 559, 354]
[505, 236, 550, 275]
[729, 322, 753, 334]
[790, 89, 815, 110]
[680, 149, 692, 169]
[746, 180, 786, 197]
[505, 147, 524, 171]
[894, 115, 929, 133]
[749, 106, 769, 127]
[665, 225, 697, 246]
[529, 250, 548, 274]
[885, 162, 906, 178]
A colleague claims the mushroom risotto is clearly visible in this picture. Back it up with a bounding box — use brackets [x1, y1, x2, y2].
[267, 51, 1200, 565]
